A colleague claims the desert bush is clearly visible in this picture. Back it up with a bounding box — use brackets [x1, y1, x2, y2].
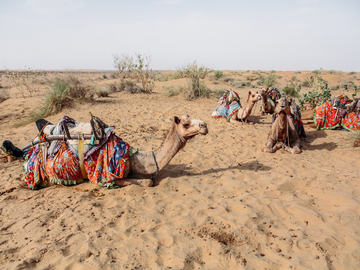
[330, 85, 340, 90]
[0, 88, 9, 103]
[96, 89, 110, 97]
[176, 61, 212, 99]
[349, 71, 357, 75]
[214, 70, 224, 80]
[112, 53, 132, 82]
[230, 81, 251, 88]
[257, 71, 277, 87]
[128, 54, 154, 93]
[312, 70, 321, 75]
[281, 85, 301, 98]
[298, 75, 331, 110]
[328, 70, 337, 75]
[302, 77, 314, 87]
[163, 85, 185, 97]
[102, 74, 108, 79]
[108, 82, 118, 93]
[29, 76, 94, 121]
[290, 76, 299, 87]
[250, 83, 259, 88]
[219, 76, 235, 83]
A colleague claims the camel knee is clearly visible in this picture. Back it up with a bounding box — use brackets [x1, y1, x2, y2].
[138, 179, 153, 187]
[291, 146, 301, 154]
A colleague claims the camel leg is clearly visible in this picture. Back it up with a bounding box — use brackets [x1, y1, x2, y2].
[229, 119, 242, 124]
[115, 179, 153, 187]
[290, 139, 301, 154]
[264, 140, 281, 153]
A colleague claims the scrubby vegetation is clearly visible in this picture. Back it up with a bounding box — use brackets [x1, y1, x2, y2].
[112, 53, 154, 93]
[281, 85, 301, 98]
[257, 71, 277, 87]
[214, 70, 224, 80]
[176, 61, 212, 99]
[298, 74, 331, 110]
[29, 76, 95, 122]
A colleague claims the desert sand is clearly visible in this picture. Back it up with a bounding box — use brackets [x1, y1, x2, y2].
[0, 70, 360, 270]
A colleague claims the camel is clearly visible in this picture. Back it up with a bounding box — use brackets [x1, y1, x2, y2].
[264, 97, 301, 154]
[260, 88, 276, 115]
[115, 115, 208, 187]
[229, 91, 261, 124]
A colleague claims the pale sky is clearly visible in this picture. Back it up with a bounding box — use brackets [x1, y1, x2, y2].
[1, 0, 359, 71]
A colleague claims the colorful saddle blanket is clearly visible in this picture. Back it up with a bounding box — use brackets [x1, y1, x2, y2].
[24, 116, 138, 190]
[314, 96, 359, 131]
[211, 90, 242, 120]
[268, 88, 281, 101]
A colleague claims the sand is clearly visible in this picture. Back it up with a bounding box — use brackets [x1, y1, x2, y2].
[0, 71, 360, 269]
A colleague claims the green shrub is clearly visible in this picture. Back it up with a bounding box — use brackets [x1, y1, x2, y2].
[302, 77, 314, 87]
[298, 75, 331, 110]
[214, 70, 224, 80]
[163, 85, 185, 97]
[102, 74, 108, 79]
[176, 61, 212, 99]
[281, 85, 301, 98]
[29, 76, 94, 121]
[349, 71, 357, 75]
[312, 70, 321, 75]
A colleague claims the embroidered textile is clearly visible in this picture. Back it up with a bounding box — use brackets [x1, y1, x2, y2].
[24, 134, 134, 190]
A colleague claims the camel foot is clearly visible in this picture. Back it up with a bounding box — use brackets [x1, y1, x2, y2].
[138, 179, 153, 187]
[291, 146, 301, 154]
[263, 147, 271, 153]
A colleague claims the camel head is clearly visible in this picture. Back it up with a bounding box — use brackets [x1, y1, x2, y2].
[275, 97, 292, 115]
[174, 115, 208, 140]
[247, 91, 261, 103]
[260, 87, 269, 97]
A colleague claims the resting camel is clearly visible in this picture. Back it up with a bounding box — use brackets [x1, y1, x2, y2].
[260, 88, 276, 115]
[264, 97, 301, 154]
[11, 115, 208, 189]
[229, 91, 261, 124]
[116, 115, 208, 187]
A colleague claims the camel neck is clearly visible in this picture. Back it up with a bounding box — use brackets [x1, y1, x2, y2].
[262, 94, 268, 104]
[153, 124, 187, 172]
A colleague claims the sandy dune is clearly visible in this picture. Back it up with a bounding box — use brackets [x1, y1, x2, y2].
[0, 71, 360, 269]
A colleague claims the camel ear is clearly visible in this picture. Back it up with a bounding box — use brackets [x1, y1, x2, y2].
[289, 97, 293, 103]
[248, 91, 251, 95]
[186, 115, 190, 118]
[174, 116, 181, 124]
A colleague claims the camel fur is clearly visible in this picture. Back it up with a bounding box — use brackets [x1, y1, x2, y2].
[229, 91, 261, 125]
[264, 97, 301, 154]
[115, 115, 208, 187]
[260, 88, 276, 115]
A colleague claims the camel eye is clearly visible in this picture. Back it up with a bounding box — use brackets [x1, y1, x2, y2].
[183, 123, 190, 128]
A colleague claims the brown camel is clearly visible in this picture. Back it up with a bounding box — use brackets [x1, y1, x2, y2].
[260, 88, 276, 115]
[115, 115, 208, 187]
[264, 97, 301, 154]
[229, 91, 261, 124]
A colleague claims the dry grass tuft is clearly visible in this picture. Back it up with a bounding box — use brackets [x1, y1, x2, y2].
[29, 76, 95, 122]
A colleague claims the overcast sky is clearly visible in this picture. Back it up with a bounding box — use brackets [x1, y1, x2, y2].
[1, 0, 359, 71]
